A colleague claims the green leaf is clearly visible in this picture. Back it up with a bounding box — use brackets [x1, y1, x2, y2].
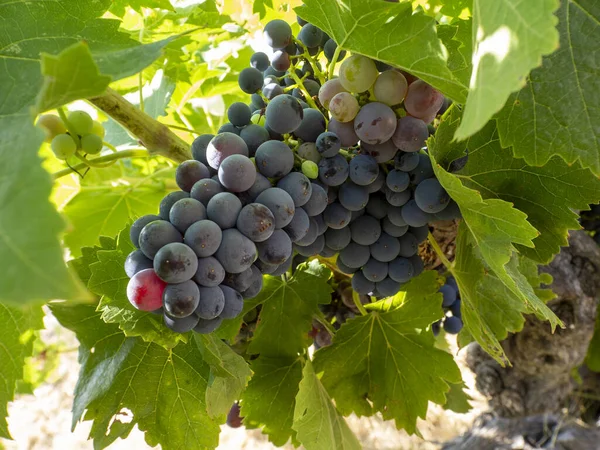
[0, 0, 177, 304]
[138, 71, 176, 119]
[49, 303, 221, 450]
[439, 0, 473, 19]
[452, 223, 528, 362]
[586, 309, 600, 372]
[0, 304, 43, 438]
[438, 19, 473, 89]
[63, 178, 172, 257]
[36, 43, 111, 113]
[496, 0, 600, 176]
[293, 360, 361, 450]
[443, 383, 472, 413]
[430, 109, 563, 332]
[313, 272, 462, 434]
[253, 0, 274, 18]
[88, 227, 187, 349]
[439, 108, 600, 264]
[109, 0, 175, 17]
[0, 113, 90, 304]
[295, 0, 468, 102]
[247, 261, 332, 357]
[196, 335, 252, 419]
[518, 254, 556, 303]
[241, 356, 304, 446]
[455, 0, 560, 139]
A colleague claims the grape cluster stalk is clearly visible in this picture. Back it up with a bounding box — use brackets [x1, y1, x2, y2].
[123, 14, 461, 335]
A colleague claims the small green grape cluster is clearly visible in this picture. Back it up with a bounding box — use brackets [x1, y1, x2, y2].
[37, 110, 106, 160]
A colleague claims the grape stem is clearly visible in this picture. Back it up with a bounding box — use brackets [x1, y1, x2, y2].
[164, 123, 197, 135]
[293, 38, 327, 85]
[328, 45, 342, 79]
[74, 152, 117, 168]
[103, 141, 118, 153]
[52, 149, 149, 180]
[427, 232, 454, 271]
[287, 68, 321, 113]
[314, 314, 336, 336]
[258, 89, 270, 105]
[56, 107, 81, 147]
[352, 291, 368, 316]
[88, 88, 191, 162]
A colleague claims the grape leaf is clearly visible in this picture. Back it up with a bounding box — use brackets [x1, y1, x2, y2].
[105, 70, 177, 146]
[439, 0, 473, 18]
[253, 0, 274, 18]
[438, 19, 473, 88]
[430, 110, 564, 330]
[247, 261, 332, 358]
[109, 0, 175, 17]
[196, 334, 252, 418]
[49, 303, 221, 450]
[455, 0, 560, 140]
[292, 360, 361, 450]
[0, 0, 179, 305]
[443, 383, 472, 413]
[586, 310, 600, 372]
[0, 304, 43, 438]
[295, 0, 468, 102]
[36, 43, 111, 113]
[241, 356, 304, 446]
[496, 0, 600, 176]
[313, 272, 461, 434]
[452, 223, 529, 362]
[519, 255, 555, 303]
[87, 227, 187, 349]
[0, 112, 90, 304]
[437, 107, 600, 264]
[63, 180, 172, 257]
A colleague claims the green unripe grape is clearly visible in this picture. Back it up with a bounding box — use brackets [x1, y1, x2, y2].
[51, 134, 77, 159]
[80, 134, 103, 155]
[91, 120, 106, 139]
[302, 160, 319, 179]
[67, 110, 93, 135]
[37, 114, 66, 143]
[251, 113, 266, 126]
[339, 55, 378, 93]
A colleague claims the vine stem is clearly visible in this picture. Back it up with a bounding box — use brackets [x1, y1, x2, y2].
[88, 88, 191, 163]
[52, 149, 149, 180]
[328, 45, 342, 79]
[427, 232, 453, 271]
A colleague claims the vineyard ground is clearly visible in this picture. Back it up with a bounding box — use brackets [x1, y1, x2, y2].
[0, 311, 482, 450]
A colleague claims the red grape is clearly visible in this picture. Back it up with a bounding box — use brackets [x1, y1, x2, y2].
[127, 269, 166, 311]
[404, 80, 444, 123]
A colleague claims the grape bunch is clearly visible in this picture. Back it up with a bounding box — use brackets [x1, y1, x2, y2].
[124, 13, 461, 334]
[37, 110, 105, 159]
[432, 276, 463, 335]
